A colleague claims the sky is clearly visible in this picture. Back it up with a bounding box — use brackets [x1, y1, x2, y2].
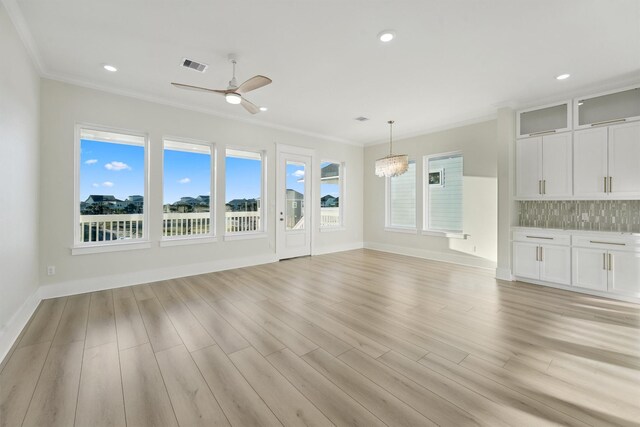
[80, 139, 338, 204]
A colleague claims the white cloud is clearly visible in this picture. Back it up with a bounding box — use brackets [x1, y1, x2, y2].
[178, 177, 191, 184]
[292, 170, 305, 178]
[92, 183, 99, 187]
[104, 161, 131, 171]
[85, 159, 98, 165]
[102, 181, 114, 187]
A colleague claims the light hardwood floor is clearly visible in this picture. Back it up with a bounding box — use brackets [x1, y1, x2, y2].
[2, 249, 640, 426]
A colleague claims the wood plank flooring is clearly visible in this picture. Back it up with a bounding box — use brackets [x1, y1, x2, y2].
[1, 249, 640, 426]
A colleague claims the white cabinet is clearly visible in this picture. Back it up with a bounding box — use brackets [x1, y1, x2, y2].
[572, 247, 608, 291]
[609, 250, 640, 297]
[517, 101, 571, 138]
[575, 87, 640, 129]
[513, 236, 571, 285]
[516, 133, 572, 199]
[573, 121, 640, 199]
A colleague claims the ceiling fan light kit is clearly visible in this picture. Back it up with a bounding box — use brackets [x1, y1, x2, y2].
[171, 55, 271, 114]
[375, 120, 409, 177]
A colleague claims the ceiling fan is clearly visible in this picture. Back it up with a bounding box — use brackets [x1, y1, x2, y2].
[171, 55, 272, 114]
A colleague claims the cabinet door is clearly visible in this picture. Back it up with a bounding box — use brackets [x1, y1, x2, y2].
[542, 133, 572, 197]
[516, 137, 542, 199]
[608, 122, 640, 198]
[539, 245, 571, 285]
[573, 127, 608, 198]
[608, 250, 640, 297]
[572, 247, 608, 291]
[513, 242, 540, 280]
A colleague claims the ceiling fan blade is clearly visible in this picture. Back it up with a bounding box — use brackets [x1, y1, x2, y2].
[237, 75, 272, 94]
[171, 82, 227, 95]
[241, 98, 260, 114]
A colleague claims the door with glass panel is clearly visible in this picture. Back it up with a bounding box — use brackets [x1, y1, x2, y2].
[276, 147, 312, 259]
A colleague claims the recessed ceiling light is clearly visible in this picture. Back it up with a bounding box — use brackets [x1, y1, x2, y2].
[377, 30, 396, 43]
[556, 73, 570, 80]
[103, 64, 118, 72]
[259, 106, 268, 112]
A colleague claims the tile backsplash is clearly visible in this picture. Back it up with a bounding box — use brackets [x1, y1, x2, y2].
[518, 200, 640, 232]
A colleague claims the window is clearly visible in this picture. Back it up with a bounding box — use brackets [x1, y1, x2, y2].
[163, 139, 214, 239]
[386, 160, 416, 229]
[76, 127, 147, 245]
[424, 152, 463, 233]
[320, 161, 343, 228]
[225, 149, 264, 234]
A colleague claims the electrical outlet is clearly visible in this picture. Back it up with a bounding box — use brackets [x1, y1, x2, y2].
[47, 266, 56, 276]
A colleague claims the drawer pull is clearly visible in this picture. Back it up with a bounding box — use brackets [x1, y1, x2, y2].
[526, 236, 554, 240]
[590, 118, 626, 127]
[529, 130, 557, 136]
[590, 240, 626, 246]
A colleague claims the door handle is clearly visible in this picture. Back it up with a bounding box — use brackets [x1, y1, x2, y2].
[608, 253, 612, 271]
[279, 218, 284, 221]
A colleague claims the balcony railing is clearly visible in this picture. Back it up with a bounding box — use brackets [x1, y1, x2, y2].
[79, 208, 339, 242]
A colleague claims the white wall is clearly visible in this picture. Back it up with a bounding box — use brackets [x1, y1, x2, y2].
[0, 3, 41, 359]
[38, 79, 363, 296]
[363, 120, 498, 269]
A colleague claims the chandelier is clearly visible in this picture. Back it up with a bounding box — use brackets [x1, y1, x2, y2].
[375, 120, 408, 177]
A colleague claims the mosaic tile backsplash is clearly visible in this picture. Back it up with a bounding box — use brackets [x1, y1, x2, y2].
[518, 200, 640, 232]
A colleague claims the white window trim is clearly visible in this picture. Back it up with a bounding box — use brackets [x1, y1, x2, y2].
[224, 146, 267, 238]
[73, 123, 150, 254]
[319, 160, 345, 229]
[385, 160, 417, 230]
[423, 150, 463, 234]
[161, 136, 216, 242]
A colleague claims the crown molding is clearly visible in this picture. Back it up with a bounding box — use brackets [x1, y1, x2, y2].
[1, 0, 44, 74]
[363, 111, 498, 147]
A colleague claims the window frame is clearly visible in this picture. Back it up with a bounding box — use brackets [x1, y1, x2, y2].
[422, 150, 464, 236]
[160, 136, 217, 246]
[384, 159, 417, 233]
[73, 123, 150, 254]
[223, 147, 267, 240]
[319, 160, 345, 231]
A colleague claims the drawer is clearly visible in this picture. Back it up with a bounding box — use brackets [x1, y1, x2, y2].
[573, 235, 640, 252]
[513, 231, 571, 246]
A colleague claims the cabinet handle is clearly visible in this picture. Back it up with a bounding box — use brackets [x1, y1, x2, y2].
[604, 177, 608, 193]
[536, 247, 539, 261]
[590, 240, 626, 246]
[590, 118, 626, 127]
[543, 180, 546, 195]
[609, 177, 613, 193]
[609, 253, 613, 271]
[538, 180, 542, 195]
[526, 236, 554, 240]
[539, 247, 543, 262]
[603, 253, 607, 270]
[529, 130, 557, 136]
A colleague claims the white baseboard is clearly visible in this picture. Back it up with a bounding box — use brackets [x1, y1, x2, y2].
[38, 253, 279, 299]
[495, 267, 513, 281]
[0, 290, 41, 367]
[312, 241, 364, 256]
[363, 241, 497, 270]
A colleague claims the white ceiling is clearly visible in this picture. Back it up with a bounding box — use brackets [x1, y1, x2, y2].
[7, 0, 640, 144]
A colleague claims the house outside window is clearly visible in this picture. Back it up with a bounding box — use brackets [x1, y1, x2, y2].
[76, 126, 148, 246]
[386, 160, 416, 229]
[225, 148, 265, 235]
[163, 138, 214, 239]
[320, 161, 344, 228]
[424, 152, 463, 233]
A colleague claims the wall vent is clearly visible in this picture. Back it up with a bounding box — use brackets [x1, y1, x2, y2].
[181, 58, 208, 72]
[354, 116, 369, 122]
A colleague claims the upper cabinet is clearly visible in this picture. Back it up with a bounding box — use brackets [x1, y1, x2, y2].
[516, 133, 572, 199]
[575, 86, 640, 129]
[517, 101, 572, 139]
